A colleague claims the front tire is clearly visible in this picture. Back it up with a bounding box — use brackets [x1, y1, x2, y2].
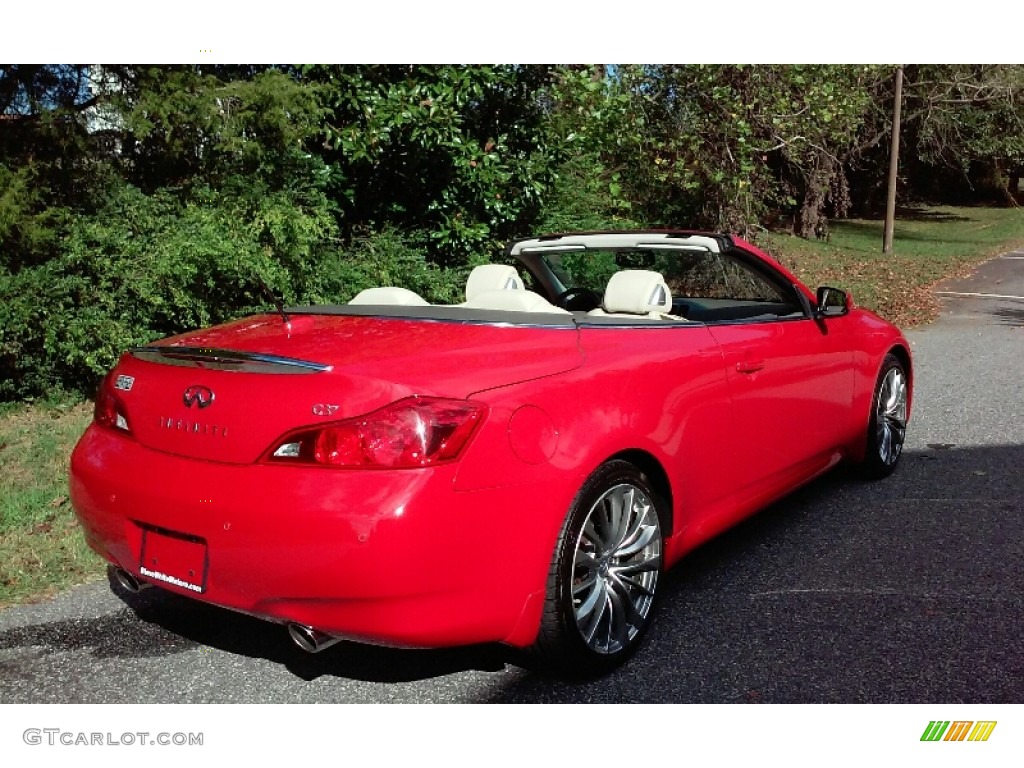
[531, 460, 664, 676]
[860, 353, 908, 479]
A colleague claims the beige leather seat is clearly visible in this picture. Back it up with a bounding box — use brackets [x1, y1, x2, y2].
[588, 270, 677, 319]
[464, 289, 570, 314]
[464, 264, 525, 302]
[348, 287, 430, 306]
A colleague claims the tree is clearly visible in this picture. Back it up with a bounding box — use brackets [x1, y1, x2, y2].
[847, 65, 1024, 210]
[546, 65, 884, 239]
[303, 65, 565, 263]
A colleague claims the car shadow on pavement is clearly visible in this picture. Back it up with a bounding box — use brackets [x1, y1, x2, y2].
[0, 568, 514, 684]
[0, 602, 199, 660]
[0, 557, 590, 687]
[481, 444, 1024, 702]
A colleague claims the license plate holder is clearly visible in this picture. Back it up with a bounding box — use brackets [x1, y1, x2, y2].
[138, 527, 208, 594]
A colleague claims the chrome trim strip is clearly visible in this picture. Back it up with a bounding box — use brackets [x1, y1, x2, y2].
[129, 346, 331, 374]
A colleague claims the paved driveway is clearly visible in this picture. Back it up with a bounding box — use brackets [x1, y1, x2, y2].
[2, 253, 1022, 703]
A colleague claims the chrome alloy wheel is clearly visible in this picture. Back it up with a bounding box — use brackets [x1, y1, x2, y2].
[876, 366, 908, 466]
[571, 483, 661, 655]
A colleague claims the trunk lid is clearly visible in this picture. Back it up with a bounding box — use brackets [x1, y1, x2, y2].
[111, 313, 581, 464]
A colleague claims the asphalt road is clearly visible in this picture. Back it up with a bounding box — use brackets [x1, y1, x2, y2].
[2, 253, 1022, 703]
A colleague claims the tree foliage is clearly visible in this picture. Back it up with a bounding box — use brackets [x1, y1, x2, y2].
[2, 63, 1023, 400]
[304, 64, 564, 262]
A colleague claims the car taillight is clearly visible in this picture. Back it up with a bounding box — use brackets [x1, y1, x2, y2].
[94, 376, 132, 435]
[266, 397, 487, 469]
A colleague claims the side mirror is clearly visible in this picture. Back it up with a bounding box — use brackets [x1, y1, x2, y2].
[815, 286, 850, 317]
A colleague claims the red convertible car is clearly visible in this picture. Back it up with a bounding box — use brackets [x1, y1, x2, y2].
[70, 231, 912, 674]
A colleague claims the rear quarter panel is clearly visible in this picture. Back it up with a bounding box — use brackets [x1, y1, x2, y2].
[454, 323, 736, 574]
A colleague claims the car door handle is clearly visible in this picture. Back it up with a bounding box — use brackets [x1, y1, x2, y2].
[736, 359, 765, 374]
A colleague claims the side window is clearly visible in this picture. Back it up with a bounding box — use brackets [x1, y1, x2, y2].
[656, 251, 719, 297]
[656, 251, 801, 322]
[716, 258, 785, 301]
[658, 252, 782, 301]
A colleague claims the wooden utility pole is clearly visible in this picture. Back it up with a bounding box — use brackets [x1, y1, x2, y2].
[883, 65, 904, 253]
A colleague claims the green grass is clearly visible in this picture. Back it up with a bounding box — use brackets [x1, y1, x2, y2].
[0, 401, 103, 606]
[764, 204, 1024, 327]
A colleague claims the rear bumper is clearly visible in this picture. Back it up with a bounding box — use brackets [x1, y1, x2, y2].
[70, 425, 564, 648]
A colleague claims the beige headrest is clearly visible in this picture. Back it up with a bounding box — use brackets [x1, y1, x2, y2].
[602, 270, 672, 314]
[465, 264, 525, 301]
[348, 287, 430, 306]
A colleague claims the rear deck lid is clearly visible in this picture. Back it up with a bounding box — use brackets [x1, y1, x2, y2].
[110, 313, 581, 464]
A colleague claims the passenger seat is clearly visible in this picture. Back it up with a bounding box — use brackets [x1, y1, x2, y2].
[464, 264, 525, 302]
[588, 270, 678, 319]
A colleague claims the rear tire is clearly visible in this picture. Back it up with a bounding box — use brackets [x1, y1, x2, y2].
[530, 460, 664, 676]
[859, 353, 908, 479]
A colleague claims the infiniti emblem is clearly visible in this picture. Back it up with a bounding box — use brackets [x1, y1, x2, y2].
[183, 385, 215, 409]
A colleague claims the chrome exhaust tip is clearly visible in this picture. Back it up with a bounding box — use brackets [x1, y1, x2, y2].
[112, 566, 149, 593]
[287, 623, 343, 653]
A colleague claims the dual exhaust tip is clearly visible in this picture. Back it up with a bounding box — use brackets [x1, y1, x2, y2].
[113, 567, 340, 654]
[287, 623, 343, 653]
[112, 566, 150, 594]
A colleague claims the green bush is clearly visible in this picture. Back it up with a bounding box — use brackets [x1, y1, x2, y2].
[0, 181, 470, 401]
[318, 227, 466, 305]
